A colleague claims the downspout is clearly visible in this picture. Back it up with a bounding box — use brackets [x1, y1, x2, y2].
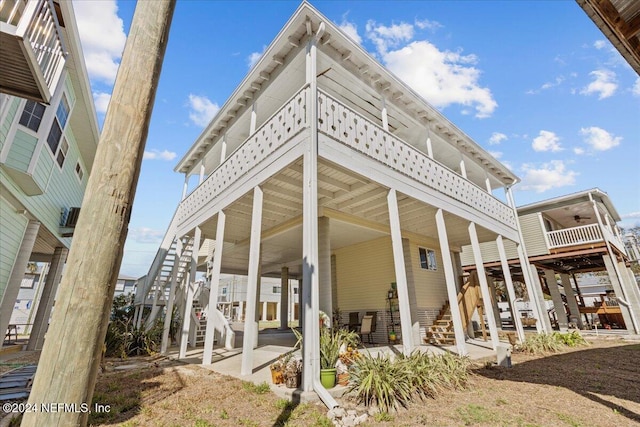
[589, 193, 639, 334]
[306, 21, 338, 410]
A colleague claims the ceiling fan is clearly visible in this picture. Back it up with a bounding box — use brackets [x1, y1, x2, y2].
[573, 215, 591, 223]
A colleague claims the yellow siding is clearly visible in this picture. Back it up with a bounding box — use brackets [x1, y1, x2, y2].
[334, 236, 395, 311]
[408, 240, 448, 308]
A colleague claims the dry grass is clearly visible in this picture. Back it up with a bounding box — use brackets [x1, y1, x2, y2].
[2, 337, 639, 426]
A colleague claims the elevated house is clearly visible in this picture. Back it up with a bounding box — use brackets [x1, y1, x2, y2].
[461, 188, 640, 334]
[136, 2, 546, 405]
[0, 0, 99, 349]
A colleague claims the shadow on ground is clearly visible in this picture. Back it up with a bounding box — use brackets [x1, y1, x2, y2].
[474, 342, 640, 424]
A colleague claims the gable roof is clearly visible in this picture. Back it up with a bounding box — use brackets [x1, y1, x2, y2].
[175, 1, 518, 187]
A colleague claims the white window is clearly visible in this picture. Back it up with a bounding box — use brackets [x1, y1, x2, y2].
[419, 247, 437, 271]
[75, 161, 84, 181]
[19, 100, 46, 132]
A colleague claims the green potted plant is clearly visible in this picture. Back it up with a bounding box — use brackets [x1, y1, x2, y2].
[319, 327, 341, 388]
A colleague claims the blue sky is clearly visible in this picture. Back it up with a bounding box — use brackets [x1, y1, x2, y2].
[71, 0, 640, 278]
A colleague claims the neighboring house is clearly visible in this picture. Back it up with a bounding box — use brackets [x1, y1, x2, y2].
[136, 2, 544, 400]
[576, 0, 640, 76]
[461, 188, 640, 334]
[113, 275, 138, 298]
[0, 0, 99, 349]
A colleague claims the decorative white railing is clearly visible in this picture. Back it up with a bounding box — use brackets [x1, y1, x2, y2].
[177, 85, 309, 224]
[546, 224, 602, 249]
[316, 90, 517, 229]
[2, 0, 67, 97]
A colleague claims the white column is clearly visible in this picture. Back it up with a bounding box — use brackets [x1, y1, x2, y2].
[426, 137, 433, 159]
[496, 235, 525, 342]
[459, 154, 467, 179]
[603, 254, 639, 333]
[381, 97, 389, 131]
[261, 301, 268, 321]
[220, 134, 227, 163]
[560, 273, 583, 329]
[161, 238, 183, 354]
[544, 269, 568, 331]
[275, 302, 281, 322]
[280, 267, 289, 329]
[485, 177, 492, 193]
[241, 186, 263, 375]
[199, 161, 205, 183]
[0, 220, 40, 347]
[27, 247, 68, 350]
[179, 227, 201, 358]
[182, 175, 189, 199]
[250, 103, 257, 135]
[238, 301, 244, 320]
[387, 189, 414, 354]
[318, 216, 332, 319]
[203, 211, 226, 364]
[435, 209, 468, 356]
[468, 222, 499, 350]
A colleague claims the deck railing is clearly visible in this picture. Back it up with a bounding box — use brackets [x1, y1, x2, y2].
[546, 224, 602, 248]
[1, 0, 67, 99]
[316, 89, 517, 229]
[177, 86, 309, 224]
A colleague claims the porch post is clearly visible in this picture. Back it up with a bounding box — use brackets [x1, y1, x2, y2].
[387, 188, 414, 354]
[528, 266, 553, 332]
[161, 237, 183, 354]
[179, 227, 201, 358]
[401, 238, 421, 345]
[435, 209, 468, 356]
[203, 211, 226, 364]
[543, 269, 568, 331]
[458, 153, 467, 179]
[241, 186, 263, 375]
[280, 267, 289, 330]
[27, 247, 68, 350]
[0, 220, 40, 347]
[603, 254, 639, 333]
[487, 275, 503, 330]
[618, 262, 640, 324]
[560, 274, 583, 329]
[220, 133, 227, 163]
[381, 97, 389, 131]
[468, 222, 499, 350]
[496, 235, 525, 342]
[318, 216, 332, 320]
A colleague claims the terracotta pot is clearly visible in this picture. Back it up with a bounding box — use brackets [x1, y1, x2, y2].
[285, 372, 300, 388]
[270, 367, 284, 385]
[337, 373, 350, 386]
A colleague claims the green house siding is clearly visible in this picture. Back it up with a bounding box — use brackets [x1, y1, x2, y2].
[0, 98, 20, 153]
[5, 130, 38, 173]
[0, 196, 28, 298]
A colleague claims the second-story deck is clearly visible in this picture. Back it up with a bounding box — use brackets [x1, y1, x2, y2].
[546, 223, 626, 255]
[0, 0, 66, 103]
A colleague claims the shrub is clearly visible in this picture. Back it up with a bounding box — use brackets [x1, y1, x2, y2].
[515, 333, 564, 354]
[553, 331, 588, 347]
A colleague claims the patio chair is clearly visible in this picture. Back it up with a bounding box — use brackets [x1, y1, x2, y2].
[365, 311, 377, 334]
[348, 312, 360, 332]
[360, 315, 374, 344]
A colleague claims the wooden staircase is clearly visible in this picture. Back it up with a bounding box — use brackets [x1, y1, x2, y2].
[425, 272, 484, 346]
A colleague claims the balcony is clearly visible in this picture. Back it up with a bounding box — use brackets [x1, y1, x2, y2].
[176, 85, 516, 235]
[546, 223, 626, 254]
[0, 0, 67, 103]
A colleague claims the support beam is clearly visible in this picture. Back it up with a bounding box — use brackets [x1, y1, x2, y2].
[27, 247, 68, 350]
[603, 254, 639, 333]
[203, 211, 226, 364]
[468, 222, 499, 350]
[496, 235, 525, 342]
[560, 273, 584, 329]
[318, 216, 332, 318]
[180, 228, 201, 358]
[280, 267, 289, 330]
[241, 186, 263, 375]
[543, 269, 568, 331]
[387, 189, 414, 354]
[0, 220, 40, 347]
[435, 209, 467, 356]
[528, 266, 553, 332]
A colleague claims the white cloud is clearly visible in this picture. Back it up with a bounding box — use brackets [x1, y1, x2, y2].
[580, 126, 621, 151]
[580, 69, 617, 99]
[620, 212, 640, 229]
[532, 130, 562, 152]
[93, 92, 111, 114]
[187, 94, 220, 127]
[632, 77, 640, 96]
[366, 20, 414, 54]
[488, 150, 503, 159]
[489, 132, 507, 145]
[247, 45, 266, 69]
[415, 18, 442, 32]
[573, 147, 585, 155]
[73, 0, 126, 85]
[594, 40, 607, 50]
[382, 41, 497, 118]
[519, 161, 578, 193]
[128, 227, 164, 244]
[143, 149, 177, 161]
[339, 20, 362, 45]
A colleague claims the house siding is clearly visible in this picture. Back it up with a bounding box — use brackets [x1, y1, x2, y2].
[0, 197, 28, 298]
[5, 130, 38, 172]
[408, 239, 448, 308]
[519, 212, 549, 256]
[0, 98, 20, 153]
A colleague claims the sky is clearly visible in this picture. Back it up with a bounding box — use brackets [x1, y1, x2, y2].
[70, 0, 640, 278]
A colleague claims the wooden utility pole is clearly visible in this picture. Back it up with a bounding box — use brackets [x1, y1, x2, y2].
[22, 1, 175, 425]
